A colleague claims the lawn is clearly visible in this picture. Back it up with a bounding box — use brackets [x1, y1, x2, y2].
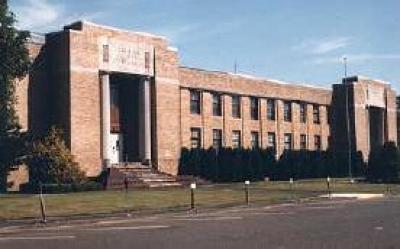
[0, 179, 398, 221]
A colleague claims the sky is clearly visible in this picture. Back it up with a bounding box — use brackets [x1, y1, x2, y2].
[9, 0, 400, 91]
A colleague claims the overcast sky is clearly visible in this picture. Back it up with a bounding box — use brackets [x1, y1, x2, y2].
[10, 0, 400, 91]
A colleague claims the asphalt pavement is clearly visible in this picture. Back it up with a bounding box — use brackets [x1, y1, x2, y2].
[0, 197, 399, 249]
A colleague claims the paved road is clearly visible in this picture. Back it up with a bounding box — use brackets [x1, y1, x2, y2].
[1, 197, 399, 249]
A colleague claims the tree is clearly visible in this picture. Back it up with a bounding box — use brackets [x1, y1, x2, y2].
[27, 127, 85, 187]
[0, 0, 31, 191]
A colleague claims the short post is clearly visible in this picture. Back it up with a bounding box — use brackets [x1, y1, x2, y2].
[244, 180, 250, 206]
[39, 183, 47, 224]
[289, 178, 294, 201]
[124, 175, 129, 193]
[386, 184, 391, 195]
[190, 183, 196, 210]
[326, 176, 331, 198]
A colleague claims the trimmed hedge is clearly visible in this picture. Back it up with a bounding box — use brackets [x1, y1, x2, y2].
[366, 142, 400, 183]
[179, 148, 365, 182]
[20, 181, 103, 194]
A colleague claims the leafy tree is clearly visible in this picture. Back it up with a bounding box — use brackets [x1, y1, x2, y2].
[27, 127, 85, 187]
[0, 0, 31, 191]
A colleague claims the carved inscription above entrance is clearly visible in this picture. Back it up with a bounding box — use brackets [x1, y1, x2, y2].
[99, 37, 154, 76]
[367, 84, 385, 108]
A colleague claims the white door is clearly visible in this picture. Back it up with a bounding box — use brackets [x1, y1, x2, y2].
[110, 134, 123, 165]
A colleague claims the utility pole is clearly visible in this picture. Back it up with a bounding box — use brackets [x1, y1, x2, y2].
[343, 57, 353, 183]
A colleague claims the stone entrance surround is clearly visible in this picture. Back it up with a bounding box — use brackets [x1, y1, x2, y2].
[100, 73, 152, 168]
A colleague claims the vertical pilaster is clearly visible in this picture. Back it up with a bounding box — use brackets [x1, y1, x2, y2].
[139, 77, 152, 165]
[101, 73, 111, 168]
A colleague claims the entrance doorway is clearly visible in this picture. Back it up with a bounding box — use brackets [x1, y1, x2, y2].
[110, 134, 123, 164]
[368, 106, 385, 151]
[109, 73, 142, 164]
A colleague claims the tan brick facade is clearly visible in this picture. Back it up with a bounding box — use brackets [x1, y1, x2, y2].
[178, 68, 332, 157]
[14, 21, 398, 178]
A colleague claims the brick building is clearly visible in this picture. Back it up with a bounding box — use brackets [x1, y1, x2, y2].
[14, 21, 398, 178]
[397, 96, 400, 145]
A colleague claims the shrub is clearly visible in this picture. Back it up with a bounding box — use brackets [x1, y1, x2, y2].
[178, 147, 366, 182]
[27, 127, 86, 188]
[20, 181, 103, 194]
[178, 147, 277, 182]
[0, 132, 28, 192]
[367, 142, 400, 183]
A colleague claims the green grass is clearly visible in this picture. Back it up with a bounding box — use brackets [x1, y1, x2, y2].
[0, 179, 398, 221]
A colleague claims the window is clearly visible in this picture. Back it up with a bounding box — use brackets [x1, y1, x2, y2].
[232, 95, 241, 118]
[212, 93, 222, 116]
[190, 128, 201, 149]
[190, 90, 201, 114]
[314, 135, 321, 150]
[212, 129, 222, 149]
[284, 133, 293, 150]
[232, 130, 241, 149]
[267, 99, 276, 121]
[250, 97, 259, 120]
[144, 51, 151, 71]
[267, 132, 276, 150]
[300, 102, 307, 123]
[284, 101, 292, 122]
[313, 105, 320, 124]
[251, 132, 259, 149]
[102, 44, 109, 62]
[300, 134, 307, 150]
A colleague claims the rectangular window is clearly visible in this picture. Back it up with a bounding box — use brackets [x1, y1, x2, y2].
[251, 132, 259, 149]
[102, 44, 109, 62]
[212, 129, 222, 149]
[300, 134, 307, 150]
[267, 132, 276, 150]
[267, 99, 276, 121]
[144, 51, 150, 71]
[231, 95, 241, 118]
[313, 105, 320, 124]
[250, 97, 259, 120]
[284, 133, 293, 150]
[300, 102, 307, 123]
[190, 128, 201, 149]
[284, 101, 292, 122]
[314, 135, 321, 150]
[190, 90, 201, 114]
[232, 130, 241, 149]
[212, 93, 222, 116]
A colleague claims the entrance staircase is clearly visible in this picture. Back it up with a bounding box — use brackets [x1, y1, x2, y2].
[106, 162, 183, 189]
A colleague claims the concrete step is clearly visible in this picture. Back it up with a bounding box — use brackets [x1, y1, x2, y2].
[106, 164, 182, 189]
[148, 182, 182, 188]
[141, 178, 178, 183]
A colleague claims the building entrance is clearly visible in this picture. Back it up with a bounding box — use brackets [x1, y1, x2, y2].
[101, 72, 152, 167]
